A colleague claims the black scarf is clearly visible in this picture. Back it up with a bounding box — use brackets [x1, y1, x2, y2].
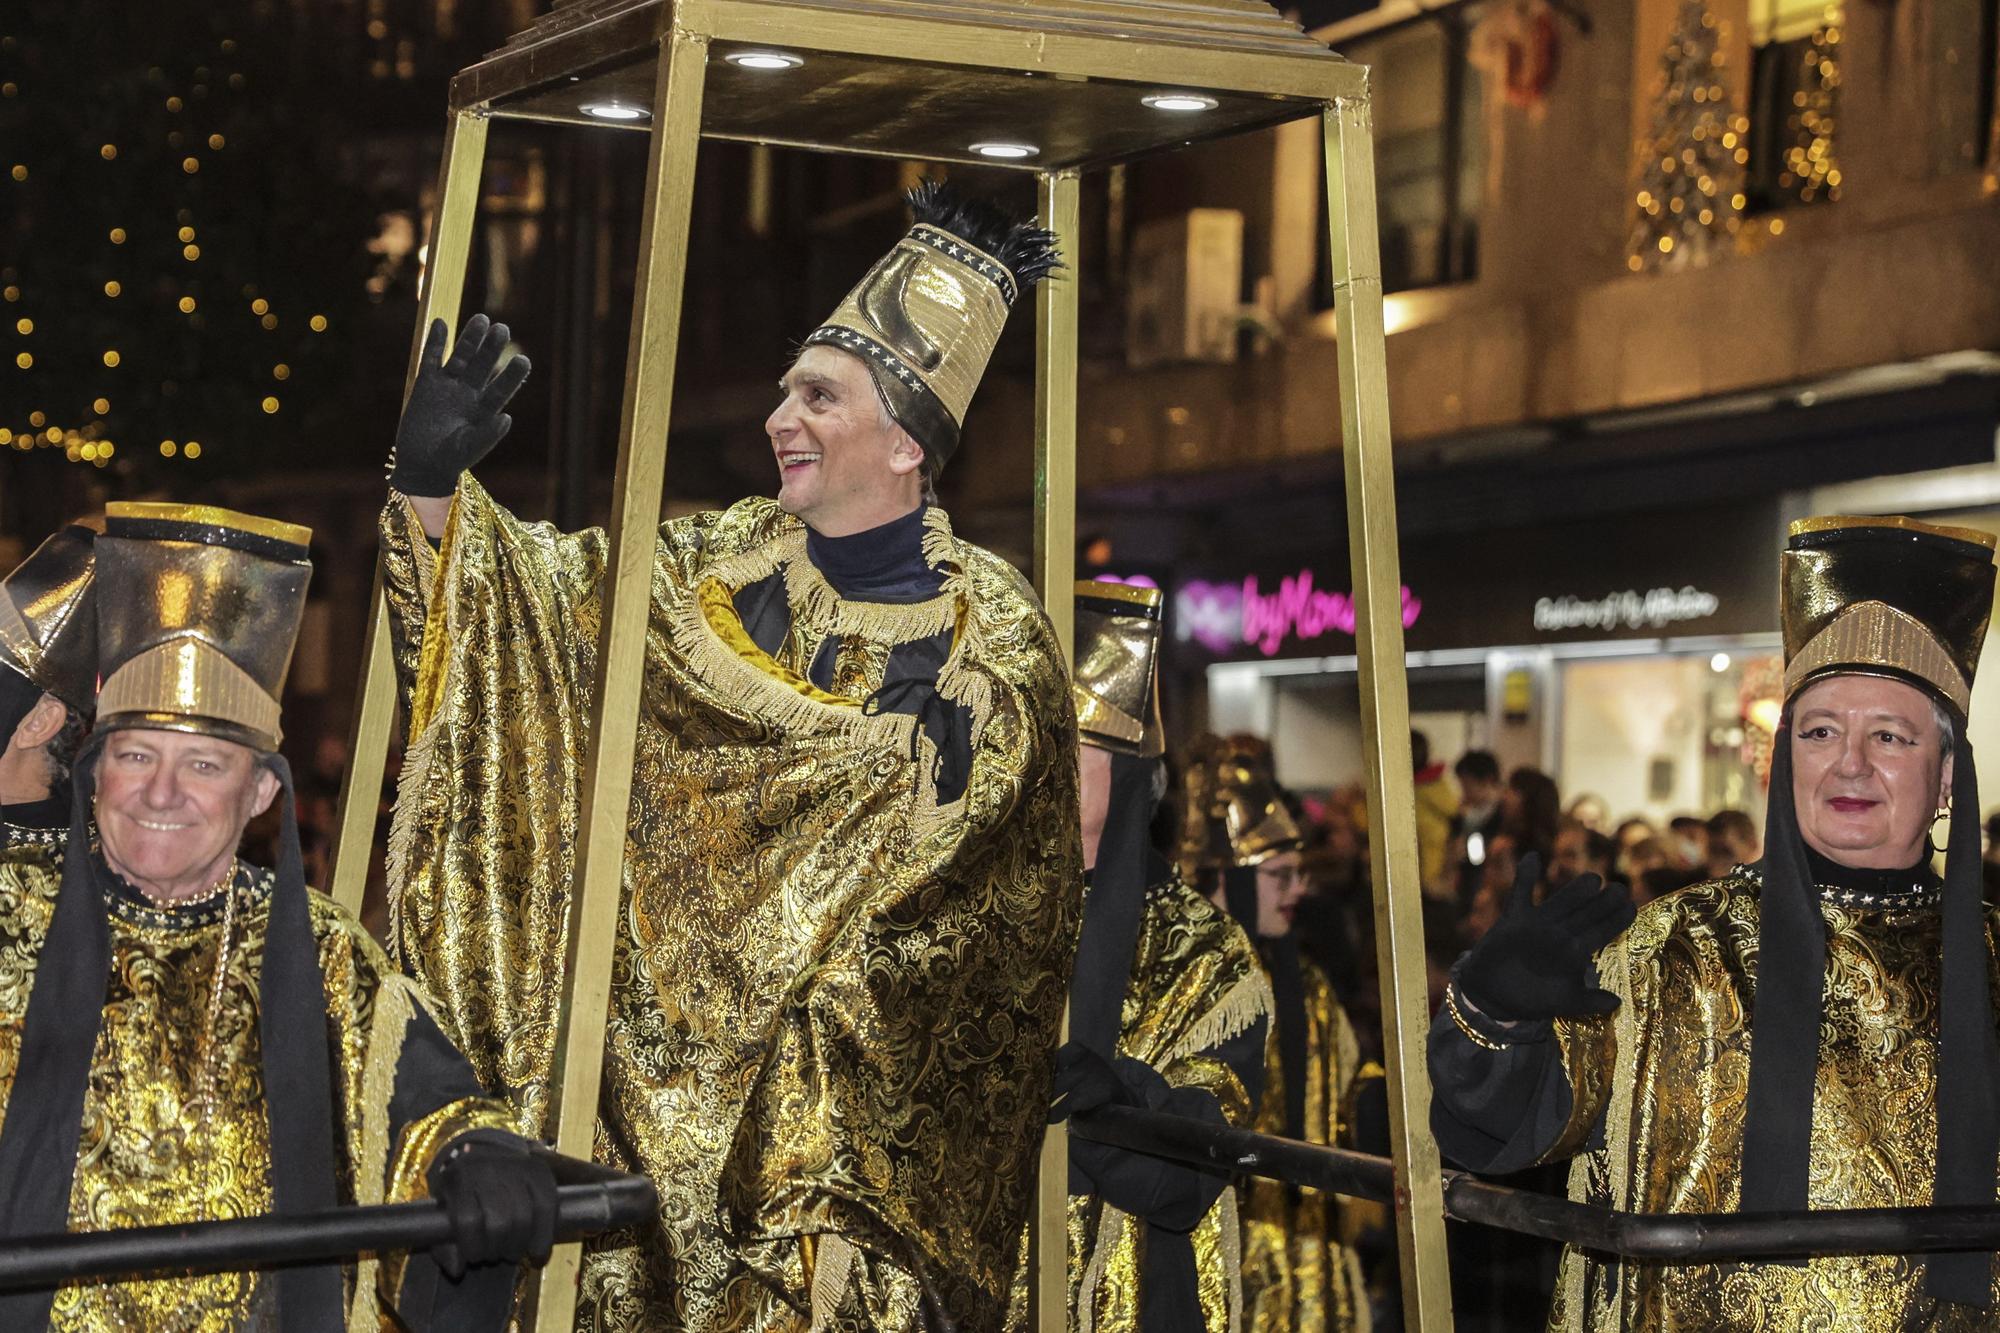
[1741, 729, 1996, 1307]
[0, 741, 344, 1331]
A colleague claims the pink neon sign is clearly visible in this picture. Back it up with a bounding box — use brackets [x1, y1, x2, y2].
[1176, 570, 1422, 657]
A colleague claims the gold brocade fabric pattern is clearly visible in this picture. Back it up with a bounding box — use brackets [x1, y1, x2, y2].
[380, 480, 1083, 1332]
[0, 847, 511, 1332]
[1547, 872, 2000, 1331]
[1003, 871, 1271, 1333]
[1241, 957, 1371, 1333]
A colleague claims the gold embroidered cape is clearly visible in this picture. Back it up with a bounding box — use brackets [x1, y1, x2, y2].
[1241, 955, 1372, 1333]
[0, 847, 513, 1332]
[1545, 872, 2000, 1330]
[1005, 871, 1272, 1333]
[379, 479, 1082, 1331]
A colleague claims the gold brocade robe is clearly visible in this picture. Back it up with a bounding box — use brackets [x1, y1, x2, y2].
[379, 481, 1082, 1332]
[1544, 871, 2000, 1330]
[1005, 873, 1273, 1333]
[0, 848, 515, 1332]
[1241, 955, 1371, 1333]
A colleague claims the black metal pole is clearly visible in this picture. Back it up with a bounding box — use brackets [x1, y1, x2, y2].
[1071, 1105, 2000, 1262]
[0, 1176, 656, 1294]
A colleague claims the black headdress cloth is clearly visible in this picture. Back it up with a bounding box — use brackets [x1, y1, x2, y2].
[1740, 519, 1999, 1309]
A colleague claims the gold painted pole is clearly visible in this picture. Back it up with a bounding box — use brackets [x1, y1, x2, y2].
[1028, 167, 1080, 1333]
[329, 109, 491, 916]
[526, 28, 710, 1331]
[1322, 98, 1454, 1331]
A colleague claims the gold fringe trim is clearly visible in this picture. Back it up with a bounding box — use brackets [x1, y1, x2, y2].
[1077, 1205, 1124, 1333]
[1167, 968, 1275, 1066]
[1220, 1186, 1243, 1333]
[347, 980, 415, 1333]
[809, 1233, 858, 1330]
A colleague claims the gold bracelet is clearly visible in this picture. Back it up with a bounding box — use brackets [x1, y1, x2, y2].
[1445, 984, 1511, 1052]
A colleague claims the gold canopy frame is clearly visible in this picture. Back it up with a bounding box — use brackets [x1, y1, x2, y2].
[327, 0, 1451, 1326]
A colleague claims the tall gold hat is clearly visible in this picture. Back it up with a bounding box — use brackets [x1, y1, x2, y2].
[1073, 581, 1166, 758]
[93, 503, 313, 752]
[1782, 515, 1998, 714]
[803, 181, 1061, 472]
[0, 517, 103, 711]
[1180, 742, 1303, 873]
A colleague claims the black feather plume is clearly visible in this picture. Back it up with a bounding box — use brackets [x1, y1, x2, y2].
[907, 180, 1063, 292]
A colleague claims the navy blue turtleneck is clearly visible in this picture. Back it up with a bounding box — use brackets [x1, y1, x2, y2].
[804, 504, 944, 604]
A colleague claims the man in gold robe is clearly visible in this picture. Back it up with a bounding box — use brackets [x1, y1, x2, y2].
[1181, 747, 1371, 1333]
[0, 519, 98, 850]
[0, 503, 560, 1332]
[1019, 582, 1270, 1333]
[379, 184, 1081, 1330]
[1430, 514, 2000, 1328]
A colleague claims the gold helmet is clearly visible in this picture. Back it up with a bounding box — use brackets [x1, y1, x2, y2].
[1781, 514, 1997, 714]
[1072, 581, 1165, 758]
[804, 181, 1060, 472]
[1179, 738, 1302, 874]
[0, 517, 103, 712]
[93, 503, 313, 752]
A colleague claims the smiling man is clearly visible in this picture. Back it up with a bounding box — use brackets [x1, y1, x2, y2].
[1429, 514, 2000, 1328]
[0, 519, 99, 850]
[0, 503, 560, 1332]
[376, 183, 1079, 1331]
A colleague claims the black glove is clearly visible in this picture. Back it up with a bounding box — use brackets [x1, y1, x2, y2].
[1050, 1043, 1229, 1230]
[390, 314, 532, 496]
[428, 1135, 559, 1280]
[1455, 852, 1634, 1024]
[1048, 1042, 1139, 1123]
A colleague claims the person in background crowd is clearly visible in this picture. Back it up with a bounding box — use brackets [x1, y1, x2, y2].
[1619, 835, 1671, 884]
[1704, 807, 1761, 878]
[1412, 730, 1459, 898]
[1549, 819, 1617, 891]
[1503, 767, 1562, 867]
[1451, 750, 1506, 909]
[1612, 816, 1657, 857]
[1564, 793, 1610, 834]
[1460, 832, 1521, 946]
[1666, 814, 1710, 872]
[1634, 864, 1701, 907]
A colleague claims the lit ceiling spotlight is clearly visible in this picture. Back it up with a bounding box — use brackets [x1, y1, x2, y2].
[970, 141, 1038, 160]
[725, 50, 804, 71]
[1142, 92, 1218, 112]
[580, 101, 649, 122]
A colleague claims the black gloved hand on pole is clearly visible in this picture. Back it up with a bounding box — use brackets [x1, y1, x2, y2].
[1455, 852, 1635, 1024]
[389, 314, 533, 497]
[427, 1135, 559, 1281]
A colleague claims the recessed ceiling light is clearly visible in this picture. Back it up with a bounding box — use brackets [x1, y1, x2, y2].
[727, 51, 804, 70]
[970, 141, 1039, 160]
[1142, 92, 1219, 112]
[581, 101, 649, 121]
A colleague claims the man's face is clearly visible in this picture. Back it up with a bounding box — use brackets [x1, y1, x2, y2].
[1459, 774, 1501, 816]
[1790, 674, 1950, 870]
[96, 729, 278, 899]
[766, 346, 923, 536]
[1253, 849, 1308, 938]
[1077, 743, 1111, 872]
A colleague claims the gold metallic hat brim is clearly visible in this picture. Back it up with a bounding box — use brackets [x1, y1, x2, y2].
[105, 501, 312, 549]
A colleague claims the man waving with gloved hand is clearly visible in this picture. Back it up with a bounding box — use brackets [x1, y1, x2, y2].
[1428, 850, 1635, 1176]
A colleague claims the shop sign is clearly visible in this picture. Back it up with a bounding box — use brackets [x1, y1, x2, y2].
[1531, 586, 1721, 634]
[1177, 568, 1421, 657]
